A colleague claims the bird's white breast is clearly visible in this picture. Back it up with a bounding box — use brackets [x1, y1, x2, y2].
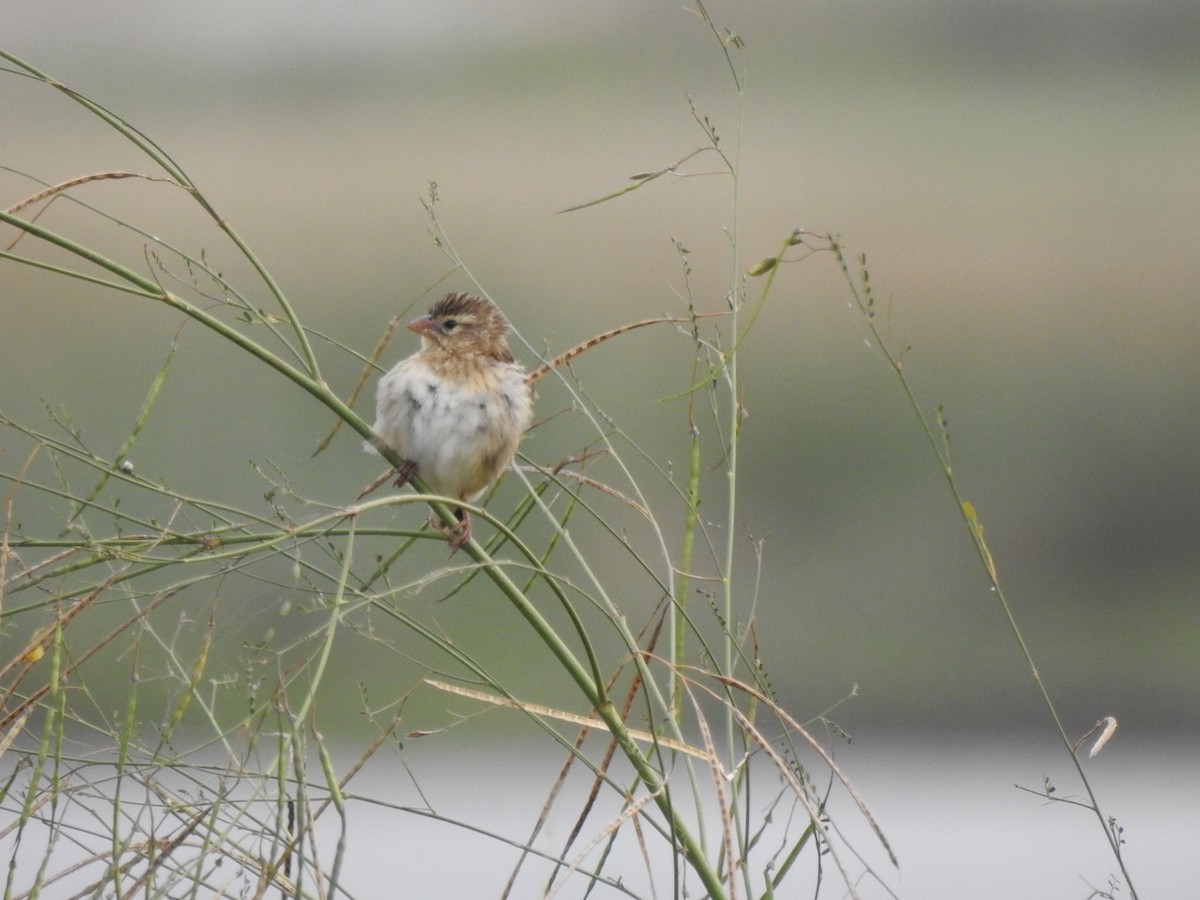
[372, 356, 531, 500]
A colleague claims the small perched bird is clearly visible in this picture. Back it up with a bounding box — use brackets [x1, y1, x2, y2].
[370, 292, 533, 551]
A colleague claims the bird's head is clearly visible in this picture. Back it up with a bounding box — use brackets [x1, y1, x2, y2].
[407, 292, 514, 362]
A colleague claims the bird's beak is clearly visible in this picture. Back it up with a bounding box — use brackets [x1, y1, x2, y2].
[406, 315, 437, 337]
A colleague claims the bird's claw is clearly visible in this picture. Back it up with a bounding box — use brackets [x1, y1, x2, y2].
[447, 516, 472, 554]
[393, 460, 417, 488]
[429, 509, 472, 555]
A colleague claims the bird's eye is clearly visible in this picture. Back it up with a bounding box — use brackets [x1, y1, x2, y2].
[442, 319, 458, 331]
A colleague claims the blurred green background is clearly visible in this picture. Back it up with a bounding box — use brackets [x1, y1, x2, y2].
[3, 0, 1198, 739]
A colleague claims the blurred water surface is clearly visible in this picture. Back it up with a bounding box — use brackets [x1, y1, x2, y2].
[0, 732, 1191, 897]
[233, 733, 1200, 897]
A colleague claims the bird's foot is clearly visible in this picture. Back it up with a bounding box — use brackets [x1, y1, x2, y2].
[429, 509, 472, 555]
[393, 459, 417, 488]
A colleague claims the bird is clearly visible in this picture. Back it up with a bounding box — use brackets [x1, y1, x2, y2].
[369, 292, 533, 552]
